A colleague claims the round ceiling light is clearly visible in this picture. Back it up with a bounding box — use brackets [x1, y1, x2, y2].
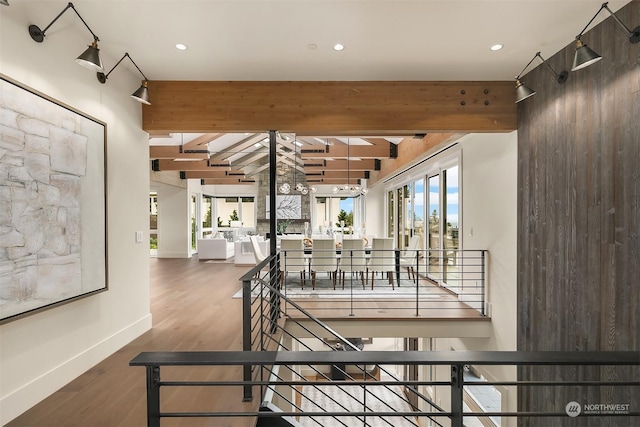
[333, 43, 345, 51]
[175, 43, 188, 51]
[490, 44, 504, 51]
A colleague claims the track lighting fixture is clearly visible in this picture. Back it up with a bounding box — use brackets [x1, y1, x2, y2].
[572, 2, 640, 71]
[97, 53, 151, 105]
[28, 2, 104, 72]
[515, 52, 568, 103]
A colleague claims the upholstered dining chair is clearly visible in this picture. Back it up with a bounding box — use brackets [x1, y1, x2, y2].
[249, 235, 266, 264]
[367, 237, 396, 290]
[310, 238, 338, 290]
[340, 238, 367, 289]
[279, 238, 306, 289]
[399, 235, 421, 283]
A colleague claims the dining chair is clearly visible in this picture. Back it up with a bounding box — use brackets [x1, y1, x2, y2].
[400, 235, 421, 283]
[310, 238, 338, 290]
[367, 237, 396, 290]
[340, 238, 367, 289]
[249, 235, 266, 264]
[279, 238, 306, 289]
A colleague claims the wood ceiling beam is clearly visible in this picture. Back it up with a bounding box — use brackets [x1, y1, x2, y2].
[305, 171, 367, 179]
[305, 178, 363, 185]
[142, 81, 516, 134]
[361, 137, 391, 146]
[304, 159, 377, 171]
[301, 143, 394, 159]
[149, 146, 209, 159]
[201, 179, 256, 185]
[182, 133, 223, 149]
[153, 159, 234, 171]
[184, 171, 247, 179]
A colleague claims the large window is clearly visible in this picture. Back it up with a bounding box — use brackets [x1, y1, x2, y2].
[386, 156, 460, 285]
[201, 195, 213, 237]
[314, 196, 363, 233]
[212, 196, 255, 228]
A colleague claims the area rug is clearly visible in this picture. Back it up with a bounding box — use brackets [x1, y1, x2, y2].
[298, 384, 418, 427]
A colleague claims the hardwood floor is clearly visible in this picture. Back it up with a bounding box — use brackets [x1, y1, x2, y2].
[7, 257, 256, 427]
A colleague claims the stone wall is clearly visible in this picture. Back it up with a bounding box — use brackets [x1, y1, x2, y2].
[256, 169, 311, 236]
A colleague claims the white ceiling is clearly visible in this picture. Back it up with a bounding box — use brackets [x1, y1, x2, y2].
[4, 0, 632, 82]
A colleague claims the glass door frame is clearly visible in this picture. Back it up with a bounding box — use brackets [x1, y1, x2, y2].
[384, 150, 461, 283]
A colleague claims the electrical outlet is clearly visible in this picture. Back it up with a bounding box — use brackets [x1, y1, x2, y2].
[135, 231, 143, 243]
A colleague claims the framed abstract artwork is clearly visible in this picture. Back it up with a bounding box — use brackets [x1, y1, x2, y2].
[265, 195, 301, 219]
[0, 75, 108, 323]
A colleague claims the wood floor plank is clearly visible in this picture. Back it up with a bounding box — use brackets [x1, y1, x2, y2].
[7, 258, 256, 427]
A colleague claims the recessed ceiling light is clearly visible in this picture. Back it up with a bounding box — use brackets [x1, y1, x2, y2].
[254, 143, 263, 148]
[175, 43, 188, 51]
[490, 44, 503, 51]
[333, 43, 345, 51]
[307, 43, 318, 50]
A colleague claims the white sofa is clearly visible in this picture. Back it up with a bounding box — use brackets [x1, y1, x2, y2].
[198, 238, 234, 260]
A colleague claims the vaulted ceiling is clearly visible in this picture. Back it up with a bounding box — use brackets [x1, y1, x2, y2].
[150, 133, 406, 185]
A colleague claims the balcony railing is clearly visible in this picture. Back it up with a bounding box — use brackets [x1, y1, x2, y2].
[130, 350, 640, 427]
[277, 247, 488, 317]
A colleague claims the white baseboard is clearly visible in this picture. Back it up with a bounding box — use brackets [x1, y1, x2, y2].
[0, 314, 152, 426]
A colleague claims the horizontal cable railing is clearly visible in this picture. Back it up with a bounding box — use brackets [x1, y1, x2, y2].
[240, 253, 442, 426]
[130, 350, 640, 427]
[278, 247, 487, 317]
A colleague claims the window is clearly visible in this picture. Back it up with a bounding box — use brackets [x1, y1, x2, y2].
[212, 196, 255, 228]
[201, 195, 212, 237]
[386, 154, 460, 286]
[314, 195, 363, 233]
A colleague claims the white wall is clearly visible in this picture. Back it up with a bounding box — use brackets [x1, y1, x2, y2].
[364, 184, 385, 238]
[0, 6, 151, 424]
[432, 131, 518, 425]
[155, 181, 190, 258]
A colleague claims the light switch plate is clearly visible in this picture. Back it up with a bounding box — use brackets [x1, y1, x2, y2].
[135, 231, 143, 243]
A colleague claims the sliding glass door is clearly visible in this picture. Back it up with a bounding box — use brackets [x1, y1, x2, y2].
[426, 165, 460, 284]
[387, 155, 460, 285]
[427, 174, 441, 280]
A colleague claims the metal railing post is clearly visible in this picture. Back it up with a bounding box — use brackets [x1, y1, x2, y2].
[146, 365, 161, 427]
[450, 364, 464, 427]
[269, 252, 280, 334]
[242, 277, 253, 401]
[481, 250, 486, 316]
[415, 250, 420, 316]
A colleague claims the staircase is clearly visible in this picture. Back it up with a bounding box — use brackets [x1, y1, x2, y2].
[241, 253, 445, 427]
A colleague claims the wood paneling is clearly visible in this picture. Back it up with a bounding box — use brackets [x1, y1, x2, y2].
[141, 81, 517, 134]
[517, 1, 640, 423]
[368, 133, 461, 185]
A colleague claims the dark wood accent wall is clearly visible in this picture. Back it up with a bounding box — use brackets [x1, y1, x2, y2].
[517, 1, 639, 424]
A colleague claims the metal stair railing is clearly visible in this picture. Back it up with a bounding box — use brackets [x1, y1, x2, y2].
[241, 252, 444, 427]
[130, 350, 640, 427]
